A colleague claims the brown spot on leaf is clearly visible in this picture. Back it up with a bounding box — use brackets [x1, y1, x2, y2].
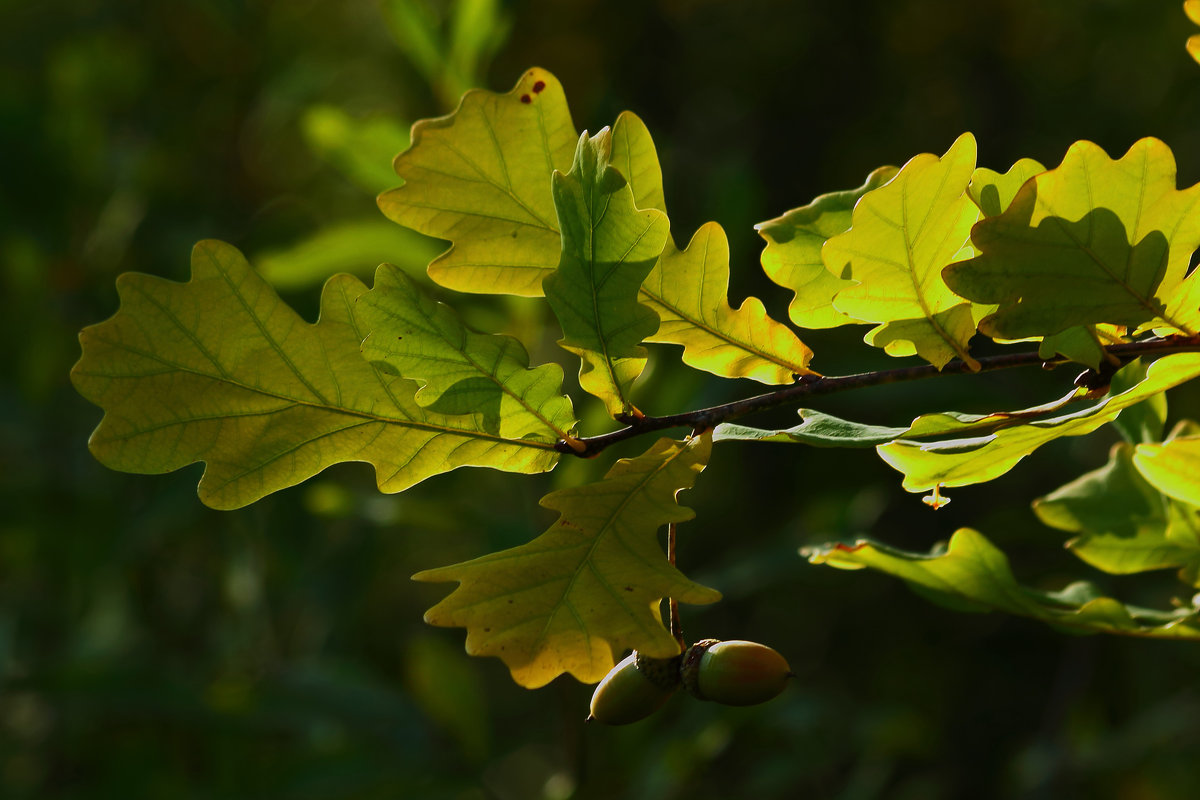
[623, 586, 634, 592]
[533, 80, 546, 93]
[520, 94, 531, 104]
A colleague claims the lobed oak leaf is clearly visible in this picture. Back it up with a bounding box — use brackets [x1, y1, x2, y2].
[822, 133, 982, 369]
[606, 111, 815, 383]
[356, 264, 576, 442]
[967, 158, 1046, 218]
[756, 167, 897, 330]
[544, 129, 669, 417]
[70, 240, 560, 510]
[946, 138, 1200, 341]
[608, 110, 667, 214]
[642, 222, 814, 384]
[378, 67, 578, 297]
[413, 434, 721, 688]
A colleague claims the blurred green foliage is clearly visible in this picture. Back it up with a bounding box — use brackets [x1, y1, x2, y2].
[4, 0, 1200, 798]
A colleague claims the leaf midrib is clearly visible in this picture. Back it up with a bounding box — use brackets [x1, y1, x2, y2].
[82, 329, 559, 451]
[639, 237, 808, 377]
[529, 441, 694, 657]
[402, 292, 575, 441]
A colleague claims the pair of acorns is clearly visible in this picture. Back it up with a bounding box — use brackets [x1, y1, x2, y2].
[588, 639, 793, 725]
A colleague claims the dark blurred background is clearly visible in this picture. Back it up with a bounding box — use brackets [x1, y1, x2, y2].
[4, 1, 1200, 798]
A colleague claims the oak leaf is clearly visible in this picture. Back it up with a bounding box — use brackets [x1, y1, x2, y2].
[414, 434, 720, 687]
[70, 240, 560, 510]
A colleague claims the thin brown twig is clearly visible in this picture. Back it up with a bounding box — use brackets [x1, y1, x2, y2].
[554, 336, 1200, 459]
[665, 521, 683, 651]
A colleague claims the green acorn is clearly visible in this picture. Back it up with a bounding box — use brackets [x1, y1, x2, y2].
[679, 639, 793, 706]
[587, 651, 681, 725]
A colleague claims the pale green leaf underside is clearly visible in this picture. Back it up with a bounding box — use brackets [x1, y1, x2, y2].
[414, 434, 721, 688]
[756, 166, 898, 329]
[378, 67, 578, 297]
[823, 133, 981, 369]
[715, 410, 912, 448]
[1035, 443, 1200, 578]
[70, 240, 559, 510]
[643, 222, 814, 384]
[878, 354, 1200, 493]
[808, 529, 1200, 639]
[947, 138, 1200, 339]
[714, 389, 1081, 448]
[545, 129, 669, 416]
[356, 264, 576, 442]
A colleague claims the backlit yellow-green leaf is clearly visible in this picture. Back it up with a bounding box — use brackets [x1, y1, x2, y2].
[822, 133, 981, 369]
[808, 529, 1200, 639]
[1134, 435, 1200, 506]
[544, 129, 669, 416]
[966, 156, 1119, 369]
[878, 354, 1200, 493]
[356, 264, 576, 442]
[604, 113, 812, 383]
[70, 240, 560, 510]
[378, 67, 578, 296]
[1187, 0, 1200, 63]
[756, 167, 897, 329]
[642, 222, 814, 384]
[1035, 443, 1200, 578]
[1109, 356, 1167, 444]
[608, 111, 666, 214]
[1036, 325, 1119, 371]
[946, 138, 1200, 339]
[414, 434, 721, 688]
[967, 158, 1045, 218]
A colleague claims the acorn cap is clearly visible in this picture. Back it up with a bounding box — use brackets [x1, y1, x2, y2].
[588, 652, 677, 725]
[679, 639, 722, 699]
[634, 649, 683, 691]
